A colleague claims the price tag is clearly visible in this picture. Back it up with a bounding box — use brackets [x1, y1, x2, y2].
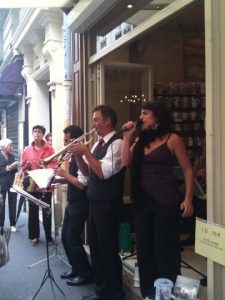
[195, 218, 225, 266]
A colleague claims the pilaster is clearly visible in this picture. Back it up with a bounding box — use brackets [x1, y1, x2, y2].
[20, 43, 35, 103]
[205, 1, 225, 299]
[30, 30, 46, 71]
[42, 11, 64, 83]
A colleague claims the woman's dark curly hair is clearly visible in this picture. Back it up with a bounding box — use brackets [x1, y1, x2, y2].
[134, 101, 172, 152]
[141, 101, 172, 135]
[131, 101, 173, 202]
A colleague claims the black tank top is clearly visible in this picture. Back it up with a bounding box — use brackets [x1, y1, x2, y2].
[141, 140, 181, 206]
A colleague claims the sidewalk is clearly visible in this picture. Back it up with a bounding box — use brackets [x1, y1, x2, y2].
[0, 205, 139, 300]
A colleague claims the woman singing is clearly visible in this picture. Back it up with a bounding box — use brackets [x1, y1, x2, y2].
[121, 102, 194, 300]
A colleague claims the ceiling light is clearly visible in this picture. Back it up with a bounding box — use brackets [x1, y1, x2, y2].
[127, 4, 133, 9]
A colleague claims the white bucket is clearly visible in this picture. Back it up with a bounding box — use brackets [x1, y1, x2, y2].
[154, 278, 173, 300]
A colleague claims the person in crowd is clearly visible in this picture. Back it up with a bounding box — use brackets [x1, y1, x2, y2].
[71, 105, 125, 300]
[54, 125, 93, 286]
[0, 138, 19, 232]
[121, 102, 194, 300]
[45, 132, 53, 146]
[181, 135, 206, 247]
[21, 125, 56, 246]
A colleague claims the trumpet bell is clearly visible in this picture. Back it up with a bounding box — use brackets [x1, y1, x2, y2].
[43, 129, 96, 165]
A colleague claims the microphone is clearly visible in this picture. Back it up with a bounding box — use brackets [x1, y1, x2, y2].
[117, 119, 143, 134]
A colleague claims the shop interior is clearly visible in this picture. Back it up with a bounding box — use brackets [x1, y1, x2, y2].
[94, 0, 207, 298]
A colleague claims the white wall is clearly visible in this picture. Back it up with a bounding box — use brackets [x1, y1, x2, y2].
[28, 81, 50, 143]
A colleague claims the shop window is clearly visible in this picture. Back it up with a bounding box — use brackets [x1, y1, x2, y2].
[89, 0, 177, 56]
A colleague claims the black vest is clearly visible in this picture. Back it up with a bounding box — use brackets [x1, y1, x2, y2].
[87, 135, 125, 203]
[67, 158, 87, 203]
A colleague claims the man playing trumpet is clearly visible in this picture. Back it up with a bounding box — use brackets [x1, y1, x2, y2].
[21, 125, 55, 246]
[54, 125, 93, 286]
[71, 105, 125, 300]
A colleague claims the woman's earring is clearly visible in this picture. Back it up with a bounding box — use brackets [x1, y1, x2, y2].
[153, 123, 159, 130]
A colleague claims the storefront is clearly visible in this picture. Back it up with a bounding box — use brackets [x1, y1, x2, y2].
[0, 59, 24, 159]
[68, 0, 225, 298]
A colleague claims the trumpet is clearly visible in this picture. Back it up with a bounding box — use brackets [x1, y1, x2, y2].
[43, 129, 96, 165]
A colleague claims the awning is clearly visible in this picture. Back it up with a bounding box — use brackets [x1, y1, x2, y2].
[0, 60, 24, 97]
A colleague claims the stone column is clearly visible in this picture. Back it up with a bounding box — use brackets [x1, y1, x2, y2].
[20, 41, 51, 142]
[42, 11, 72, 228]
[205, 1, 225, 299]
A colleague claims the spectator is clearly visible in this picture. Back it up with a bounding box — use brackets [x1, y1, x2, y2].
[181, 135, 206, 246]
[21, 125, 56, 246]
[0, 138, 19, 232]
[45, 132, 52, 146]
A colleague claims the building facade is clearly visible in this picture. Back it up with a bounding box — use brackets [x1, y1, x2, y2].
[66, 0, 225, 299]
[1, 1, 225, 298]
[0, 9, 24, 159]
[0, 8, 74, 151]
[0, 7, 74, 226]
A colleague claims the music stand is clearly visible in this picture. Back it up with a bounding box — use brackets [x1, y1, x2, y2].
[27, 189, 70, 268]
[12, 185, 65, 300]
[49, 188, 70, 265]
[13, 167, 67, 268]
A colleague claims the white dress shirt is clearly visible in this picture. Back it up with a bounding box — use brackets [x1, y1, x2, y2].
[91, 131, 123, 179]
[77, 169, 88, 186]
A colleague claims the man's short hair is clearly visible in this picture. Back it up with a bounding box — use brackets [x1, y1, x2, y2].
[63, 125, 83, 139]
[32, 125, 46, 135]
[93, 105, 117, 128]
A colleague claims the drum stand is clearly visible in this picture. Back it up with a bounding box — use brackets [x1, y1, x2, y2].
[32, 206, 65, 300]
[28, 192, 70, 269]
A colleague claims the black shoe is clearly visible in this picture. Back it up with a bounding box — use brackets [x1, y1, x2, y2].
[60, 270, 77, 279]
[80, 295, 105, 300]
[47, 239, 54, 246]
[67, 275, 94, 286]
[180, 234, 195, 246]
